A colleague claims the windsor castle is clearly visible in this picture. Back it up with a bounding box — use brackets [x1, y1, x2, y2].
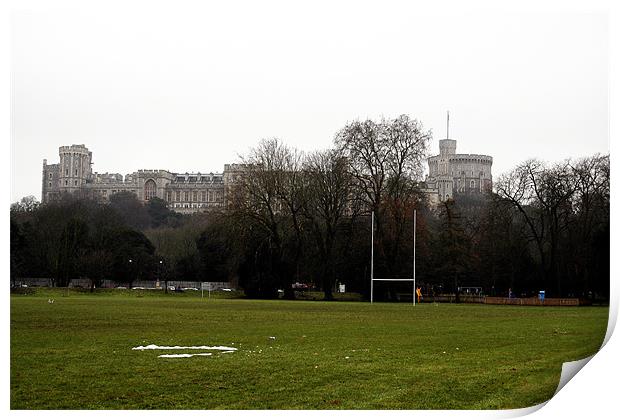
[42, 136, 492, 212]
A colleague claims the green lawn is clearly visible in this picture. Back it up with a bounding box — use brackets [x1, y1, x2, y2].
[10, 290, 608, 409]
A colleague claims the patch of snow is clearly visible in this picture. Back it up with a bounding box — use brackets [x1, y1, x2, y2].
[158, 353, 212, 358]
[132, 344, 237, 351]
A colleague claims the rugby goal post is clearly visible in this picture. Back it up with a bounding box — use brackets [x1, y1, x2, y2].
[201, 282, 213, 299]
[370, 210, 417, 306]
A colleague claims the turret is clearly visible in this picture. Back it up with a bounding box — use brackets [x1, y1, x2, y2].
[439, 138, 457, 157]
[58, 144, 92, 194]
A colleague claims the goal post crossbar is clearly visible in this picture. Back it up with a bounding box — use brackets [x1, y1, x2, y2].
[370, 210, 417, 305]
[373, 278, 414, 282]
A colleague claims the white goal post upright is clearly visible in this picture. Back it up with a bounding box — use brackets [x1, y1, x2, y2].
[201, 282, 211, 299]
[371, 211, 374, 302]
[370, 209, 417, 306]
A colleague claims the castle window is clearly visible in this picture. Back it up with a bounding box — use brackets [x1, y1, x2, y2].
[144, 179, 157, 201]
[48, 182, 52, 187]
[49, 173, 52, 179]
[75, 169, 78, 176]
[184, 191, 189, 201]
[193, 191, 197, 202]
[470, 180, 475, 189]
[74, 180, 78, 186]
[166, 191, 171, 202]
[65, 169, 68, 176]
[65, 180, 68, 186]
[201, 191, 206, 202]
[176, 191, 181, 201]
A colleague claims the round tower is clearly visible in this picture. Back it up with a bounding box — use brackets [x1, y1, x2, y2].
[58, 144, 92, 194]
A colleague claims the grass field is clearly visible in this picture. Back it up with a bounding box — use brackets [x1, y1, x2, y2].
[10, 289, 608, 409]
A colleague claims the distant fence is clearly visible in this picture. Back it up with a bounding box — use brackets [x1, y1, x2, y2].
[13, 278, 233, 290]
[424, 295, 585, 306]
[484, 296, 585, 306]
[424, 295, 486, 304]
[369, 293, 587, 306]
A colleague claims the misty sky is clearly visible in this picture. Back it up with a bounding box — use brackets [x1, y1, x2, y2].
[10, 1, 609, 202]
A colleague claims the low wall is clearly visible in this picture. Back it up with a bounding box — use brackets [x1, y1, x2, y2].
[422, 294, 586, 306]
[484, 297, 584, 306]
[425, 295, 485, 304]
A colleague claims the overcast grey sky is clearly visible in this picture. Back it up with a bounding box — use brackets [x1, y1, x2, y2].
[10, 0, 609, 202]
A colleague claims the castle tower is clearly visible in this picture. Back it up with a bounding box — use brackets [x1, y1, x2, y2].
[434, 112, 456, 199]
[438, 138, 457, 157]
[425, 111, 493, 204]
[438, 111, 457, 158]
[58, 145, 92, 195]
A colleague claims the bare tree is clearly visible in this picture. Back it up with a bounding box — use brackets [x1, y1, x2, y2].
[335, 115, 430, 212]
[496, 159, 577, 295]
[335, 119, 388, 223]
[335, 115, 430, 278]
[232, 138, 298, 297]
[303, 148, 354, 299]
[566, 154, 610, 294]
[276, 146, 307, 284]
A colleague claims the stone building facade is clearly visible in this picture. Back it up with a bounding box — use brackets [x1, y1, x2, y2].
[42, 144, 234, 213]
[424, 136, 493, 204]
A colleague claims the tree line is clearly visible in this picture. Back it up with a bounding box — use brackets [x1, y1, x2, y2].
[10, 115, 609, 301]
